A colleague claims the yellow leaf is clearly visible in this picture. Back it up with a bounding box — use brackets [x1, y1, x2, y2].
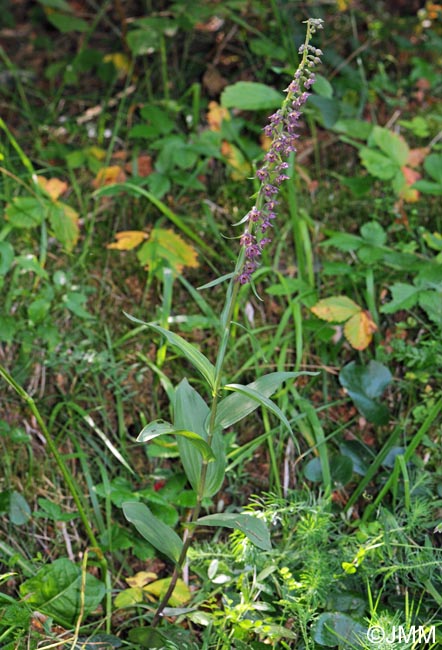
[400, 166, 420, 203]
[86, 146, 106, 161]
[103, 52, 132, 76]
[344, 311, 377, 350]
[37, 176, 68, 201]
[311, 296, 361, 323]
[206, 101, 230, 131]
[137, 228, 199, 276]
[92, 165, 126, 188]
[114, 587, 144, 608]
[221, 141, 251, 180]
[125, 571, 157, 588]
[107, 230, 148, 251]
[143, 578, 191, 606]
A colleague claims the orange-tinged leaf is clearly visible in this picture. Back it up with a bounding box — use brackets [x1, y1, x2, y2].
[344, 311, 377, 350]
[400, 166, 420, 202]
[407, 146, 430, 168]
[107, 230, 148, 250]
[92, 165, 126, 188]
[125, 571, 157, 588]
[37, 176, 68, 201]
[311, 296, 361, 323]
[137, 228, 199, 276]
[206, 101, 230, 131]
[221, 141, 251, 180]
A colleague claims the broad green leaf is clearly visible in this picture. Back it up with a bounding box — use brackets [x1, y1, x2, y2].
[62, 291, 94, 319]
[372, 126, 409, 166]
[424, 153, 442, 184]
[308, 95, 339, 129]
[333, 118, 373, 140]
[173, 379, 225, 496]
[304, 454, 353, 485]
[196, 513, 271, 551]
[28, 298, 51, 324]
[9, 491, 31, 525]
[412, 180, 442, 195]
[360, 221, 386, 247]
[313, 612, 367, 647]
[419, 290, 442, 327]
[339, 361, 392, 425]
[47, 202, 79, 252]
[222, 383, 293, 434]
[5, 197, 43, 228]
[46, 11, 89, 33]
[312, 74, 333, 98]
[136, 228, 199, 276]
[221, 82, 283, 111]
[380, 283, 420, 313]
[125, 315, 216, 390]
[216, 372, 309, 429]
[138, 419, 215, 461]
[311, 296, 361, 323]
[19, 558, 105, 627]
[123, 501, 183, 564]
[0, 241, 14, 275]
[359, 147, 398, 180]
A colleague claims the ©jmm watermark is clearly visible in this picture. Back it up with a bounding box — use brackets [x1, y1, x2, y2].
[367, 625, 436, 645]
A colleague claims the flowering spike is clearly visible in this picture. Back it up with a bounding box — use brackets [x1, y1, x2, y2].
[237, 18, 324, 283]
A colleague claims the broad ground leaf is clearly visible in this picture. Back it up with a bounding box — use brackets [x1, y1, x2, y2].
[339, 361, 392, 425]
[344, 311, 377, 350]
[19, 558, 105, 627]
[5, 197, 43, 228]
[221, 81, 283, 111]
[125, 315, 216, 389]
[216, 371, 311, 429]
[0, 241, 14, 275]
[47, 202, 80, 252]
[122, 501, 183, 564]
[380, 283, 420, 313]
[313, 612, 367, 647]
[136, 228, 199, 276]
[196, 513, 271, 551]
[36, 176, 68, 200]
[138, 419, 215, 461]
[311, 296, 361, 322]
[372, 126, 409, 167]
[143, 577, 191, 606]
[359, 148, 398, 180]
[107, 231, 148, 250]
[206, 101, 230, 131]
[92, 165, 126, 188]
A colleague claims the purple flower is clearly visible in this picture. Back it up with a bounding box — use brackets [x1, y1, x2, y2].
[237, 18, 324, 283]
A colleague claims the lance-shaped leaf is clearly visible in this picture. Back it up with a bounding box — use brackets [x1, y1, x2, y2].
[173, 379, 226, 496]
[125, 314, 216, 390]
[138, 419, 215, 461]
[196, 513, 271, 551]
[222, 383, 293, 434]
[215, 371, 313, 429]
[123, 501, 183, 564]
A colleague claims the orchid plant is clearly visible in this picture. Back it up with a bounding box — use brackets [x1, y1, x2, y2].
[123, 18, 324, 628]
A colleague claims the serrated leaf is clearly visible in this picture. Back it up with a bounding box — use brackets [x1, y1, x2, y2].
[47, 202, 80, 252]
[137, 419, 215, 461]
[380, 283, 420, 313]
[360, 221, 386, 247]
[372, 126, 409, 166]
[107, 230, 148, 250]
[196, 513, 271, 551]
[37, 176, 68, 200]
[360, 147, 398, 180]
[122, 501, 183, 564]
[216, 371, 310, 429]
[223, 383, 293, 434]
[137, 227, 199, 276]
[311, 296, 361, 323]
[344, 311, 377, 350]
[125, 315, 216, 389]
[5, 197, 43, 228]
[221, 81, 283, 111]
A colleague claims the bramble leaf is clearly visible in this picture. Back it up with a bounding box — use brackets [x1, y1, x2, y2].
[107, 230, 148, 250]
[344, 311, 377, 350]
[311, 296, 361, 322]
